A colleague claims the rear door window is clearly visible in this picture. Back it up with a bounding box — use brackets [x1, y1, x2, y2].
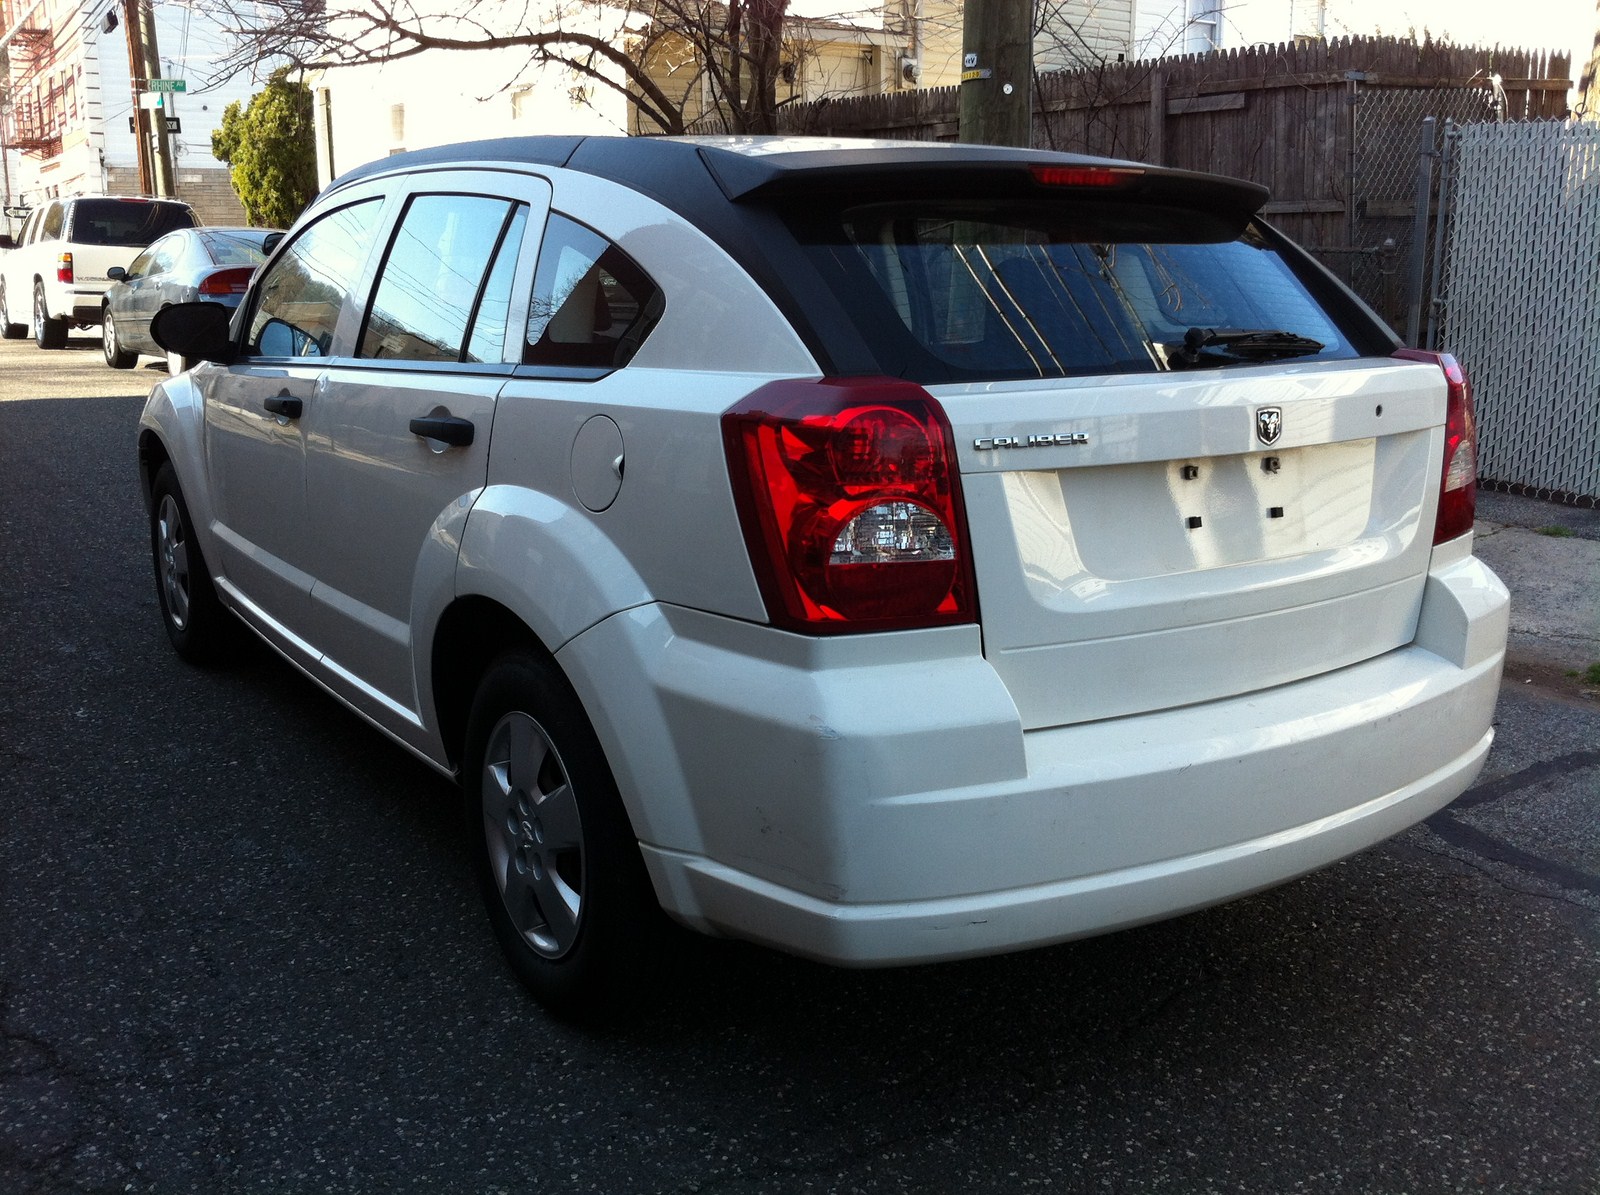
[797, 204, 1357, 384]
[358, 193, 527, 363]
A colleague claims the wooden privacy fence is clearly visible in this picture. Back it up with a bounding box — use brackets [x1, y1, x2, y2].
[778, 37, 1572, 267]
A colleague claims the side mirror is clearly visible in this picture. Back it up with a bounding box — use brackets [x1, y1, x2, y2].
[107, 265, 127, 282]
[257, 317, 319, 358]
[0, 235, 16, 251]
[151, 301, 237, 365]
[262, 231, 285, 256]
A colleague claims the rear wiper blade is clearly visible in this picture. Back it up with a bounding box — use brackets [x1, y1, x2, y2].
[1165, 327, 1325, 368]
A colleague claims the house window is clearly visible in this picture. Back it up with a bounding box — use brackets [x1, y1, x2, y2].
[1186, 0, 1222, 53]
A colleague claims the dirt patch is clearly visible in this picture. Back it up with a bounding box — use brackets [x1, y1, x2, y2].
[1503, 653, 1600, 707]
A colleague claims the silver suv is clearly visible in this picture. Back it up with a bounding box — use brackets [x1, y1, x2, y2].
[139, 137, 1508, 1017]
[0, 195, 197, 347]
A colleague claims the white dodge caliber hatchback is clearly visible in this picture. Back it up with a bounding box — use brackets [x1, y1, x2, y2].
[139, 137, 1508, 1016]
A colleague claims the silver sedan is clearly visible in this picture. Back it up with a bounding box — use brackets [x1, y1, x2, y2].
[102, 227, 281, 369]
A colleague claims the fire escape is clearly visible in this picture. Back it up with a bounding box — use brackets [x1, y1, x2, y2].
[1, 0, 63, 158]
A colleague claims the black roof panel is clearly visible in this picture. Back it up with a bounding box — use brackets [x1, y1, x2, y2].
[327, 135, 1268, 220]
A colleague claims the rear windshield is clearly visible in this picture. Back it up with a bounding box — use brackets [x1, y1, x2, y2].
[795, 203, 1358, 384]
[198, 230, 271, 266]
[69, 199, 197, 247]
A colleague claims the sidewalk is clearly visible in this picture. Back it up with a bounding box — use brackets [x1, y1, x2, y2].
[1472, 490, 1600, 696]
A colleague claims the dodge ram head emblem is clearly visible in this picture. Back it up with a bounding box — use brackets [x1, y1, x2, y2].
[1255, 406, 1283, 446]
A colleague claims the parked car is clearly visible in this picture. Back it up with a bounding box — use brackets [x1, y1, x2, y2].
[101, 227, 281, 369]
[0, 195, 197, 348]
[138, 137, 1508, 1017]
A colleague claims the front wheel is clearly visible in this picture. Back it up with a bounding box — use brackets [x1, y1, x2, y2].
[103, 308, 138, 368]
[33, 282, 67, 349]
[464, 651, 659, 1018]
[149, 463, 238, 664]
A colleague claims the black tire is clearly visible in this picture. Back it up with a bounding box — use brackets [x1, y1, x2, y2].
[103, 307, 138, 369]
[0, 279, 25, 339]
[33, 281, 67, 349]
[149, 463, 237, 665]
[464, 651, 659, 1018]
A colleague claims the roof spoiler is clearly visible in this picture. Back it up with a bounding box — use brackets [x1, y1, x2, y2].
[698, 144, 1268, 226]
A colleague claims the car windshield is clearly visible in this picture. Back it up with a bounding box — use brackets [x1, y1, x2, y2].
[198, 230, 271, 266]
[70, 199, 196, 247]
[795, 203, 1356, 384]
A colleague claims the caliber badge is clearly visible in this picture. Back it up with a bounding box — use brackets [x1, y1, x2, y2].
[1255, 406, 1283, 446]
[973, 432, 1089, 451]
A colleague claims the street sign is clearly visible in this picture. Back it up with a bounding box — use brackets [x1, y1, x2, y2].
[148, 79, 186, 93]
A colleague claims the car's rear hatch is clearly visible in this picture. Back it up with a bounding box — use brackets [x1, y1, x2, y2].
[66, 197, 197, 285]
[939, 361, 1442, 728]
[724, 144, 1446, 728]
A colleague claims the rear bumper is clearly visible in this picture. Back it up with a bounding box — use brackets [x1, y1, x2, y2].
[561, 553, 1508, 966]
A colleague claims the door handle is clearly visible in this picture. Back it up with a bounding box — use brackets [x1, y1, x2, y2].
[263, 395, 302, 418]
[409, 415, 475, 447]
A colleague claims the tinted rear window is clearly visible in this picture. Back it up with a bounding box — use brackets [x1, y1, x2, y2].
[198, 230, 271, 266]
[69, 199, 196, 247]
[795, 203, 1357, 384]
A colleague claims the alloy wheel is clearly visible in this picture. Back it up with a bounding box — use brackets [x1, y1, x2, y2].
[481, 711, 585, 958]
[155, 492, 192, 631]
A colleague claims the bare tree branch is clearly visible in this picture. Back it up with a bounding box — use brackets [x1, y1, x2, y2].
[192, 0, 810, 136]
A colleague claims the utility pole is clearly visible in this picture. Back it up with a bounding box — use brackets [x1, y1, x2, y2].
[122, 0, 153, 194]
[957, 0, 1032, 146]
[136, 0, 175, 196]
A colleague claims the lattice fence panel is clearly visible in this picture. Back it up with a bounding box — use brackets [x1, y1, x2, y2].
[1442, 121, 1600, 504]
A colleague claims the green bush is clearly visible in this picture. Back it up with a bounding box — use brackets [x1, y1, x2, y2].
[211, 70, 317, 228]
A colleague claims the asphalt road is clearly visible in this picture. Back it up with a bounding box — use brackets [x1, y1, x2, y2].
[2, 336, 1597, 1193]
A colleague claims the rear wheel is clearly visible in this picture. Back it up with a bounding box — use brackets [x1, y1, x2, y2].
[0, 280, 25, 338]
[464, 651, 659, 1018]
[149, 463, 237, 664]
[103, 308, 138, 368]
[32, 281, 67, 349]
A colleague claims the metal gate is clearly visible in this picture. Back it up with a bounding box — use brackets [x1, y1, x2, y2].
[1338, 83, 1495, 334]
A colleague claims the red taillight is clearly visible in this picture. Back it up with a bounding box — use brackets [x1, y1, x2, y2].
[1030, 165, 1143, 189]
[1394, 348, 1477, 544]
[722, 377, 977, 634]
[56, 252, 73, 283]
[199, 267, 255, 296]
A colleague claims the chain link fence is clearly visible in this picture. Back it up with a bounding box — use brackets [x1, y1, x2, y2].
[1438, 120, 1600, 505]
[1335, 85, 1496, 332]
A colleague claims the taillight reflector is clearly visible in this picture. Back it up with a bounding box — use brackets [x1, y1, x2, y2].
[1394, 348, 1477, 544]
[56, 252, 73, 284]
[199, 267, 254, 295]
[722, 377, 977, 634]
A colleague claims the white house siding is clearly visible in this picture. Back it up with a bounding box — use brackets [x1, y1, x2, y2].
[1035, 0, 1137, 73]
[1133, 0, 1226, 59]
